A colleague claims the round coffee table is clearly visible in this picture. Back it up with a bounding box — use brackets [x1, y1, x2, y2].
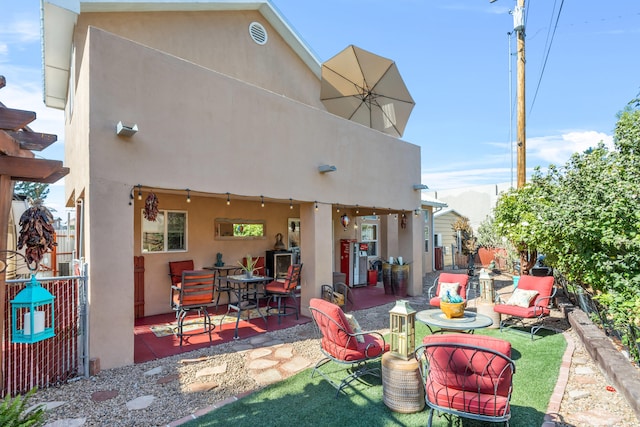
[416, 308, 493, 334]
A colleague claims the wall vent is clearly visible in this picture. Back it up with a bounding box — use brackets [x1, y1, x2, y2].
[249, 22, 268, 45]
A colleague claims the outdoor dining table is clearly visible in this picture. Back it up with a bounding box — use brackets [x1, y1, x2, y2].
[219, 274, 271, 339]
[416, 308, 493, 334]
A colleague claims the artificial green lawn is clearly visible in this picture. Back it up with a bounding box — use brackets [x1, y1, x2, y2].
[184, 323, 566, 427]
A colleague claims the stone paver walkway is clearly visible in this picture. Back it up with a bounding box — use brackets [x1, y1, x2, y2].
[40, 334, 314, 427]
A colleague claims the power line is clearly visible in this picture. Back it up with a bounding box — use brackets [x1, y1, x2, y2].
[529, 0, 565, 117]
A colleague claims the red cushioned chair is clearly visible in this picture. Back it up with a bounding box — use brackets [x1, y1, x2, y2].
[168, 260, 194, 311]
[415, 334, 516, 426]
[427, 273, 470, 307]
[309, 298, 389, 396]
[171, 270, 217, 346]
[264, 263, 302, 324]
[493, 274, 556, 339]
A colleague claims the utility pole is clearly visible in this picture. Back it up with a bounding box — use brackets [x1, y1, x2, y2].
[514, 0, 526, 188]
[491, 0, 526, 187]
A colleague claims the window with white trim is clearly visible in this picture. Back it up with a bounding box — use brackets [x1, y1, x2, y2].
[142, 210, 187, 252]
[360, 218, 379, 258]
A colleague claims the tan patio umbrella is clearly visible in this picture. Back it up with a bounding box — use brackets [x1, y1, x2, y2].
[320, 45, 415, 137]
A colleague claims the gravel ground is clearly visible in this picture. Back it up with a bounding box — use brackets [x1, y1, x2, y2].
[29, 270, 639, 426]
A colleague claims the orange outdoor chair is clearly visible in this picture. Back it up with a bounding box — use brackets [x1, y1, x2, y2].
[309, 298, 389, 396]
[171, 270, 217, 346]
[493, 274, 557, 339]
[168, 260, 195, 311]
[415, 334, 516, 426]
[427, 273, 470, 307]
[264, 263, 302, 324]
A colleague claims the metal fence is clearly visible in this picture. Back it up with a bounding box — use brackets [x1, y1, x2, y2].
[2, 263, 88, 397]
[557, 274, 640, 363]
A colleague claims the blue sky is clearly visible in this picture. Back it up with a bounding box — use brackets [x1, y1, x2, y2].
[1, 0, 639, 216]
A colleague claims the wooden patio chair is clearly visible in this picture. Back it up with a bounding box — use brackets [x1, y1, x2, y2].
[168, 259, 194, 311]
[415, 334, 516, 426]
[171, 270, 217, 346]
[264, 263, 302, 323]
[308, 298, 388, 396]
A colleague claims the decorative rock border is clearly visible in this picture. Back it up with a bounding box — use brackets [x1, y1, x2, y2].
[566, 306, 640, 420]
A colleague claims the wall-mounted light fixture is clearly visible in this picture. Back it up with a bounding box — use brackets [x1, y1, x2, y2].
[414, 209, 421, 216]
[129, 184, 142, 205]
[318, 165, 337, 173]
[116, 121, 138, 137]
[260, 195, 265, 207]
[186, 188, 191, 203]
[226, 192, 231, 205]
[413, 184, 429, 191]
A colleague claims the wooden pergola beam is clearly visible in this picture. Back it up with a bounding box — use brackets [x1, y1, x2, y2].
[4, 130, 57, 151]
[0, 107, 36, 131]
[0, 131, 36, 158]
[0, 156, 69, 183]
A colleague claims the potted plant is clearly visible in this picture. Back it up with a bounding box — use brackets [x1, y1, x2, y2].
[237, 254, 259, 278]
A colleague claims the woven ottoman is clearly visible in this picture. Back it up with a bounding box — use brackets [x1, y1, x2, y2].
[381, 352, 425, 413]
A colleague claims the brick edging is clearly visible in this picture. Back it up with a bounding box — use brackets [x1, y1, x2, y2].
[543, 332, 575, 424]
[567, 308, 640, 421]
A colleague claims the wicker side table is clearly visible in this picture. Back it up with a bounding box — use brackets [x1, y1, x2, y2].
[381, 352, 425, 413]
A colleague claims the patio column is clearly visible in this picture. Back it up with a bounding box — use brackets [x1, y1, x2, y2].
[299, 202, 333, 318]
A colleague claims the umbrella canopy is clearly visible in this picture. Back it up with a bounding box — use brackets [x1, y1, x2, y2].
[320, 45, 415, 137]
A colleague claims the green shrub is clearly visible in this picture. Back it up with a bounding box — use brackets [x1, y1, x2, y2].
[0, 388, 45, 427]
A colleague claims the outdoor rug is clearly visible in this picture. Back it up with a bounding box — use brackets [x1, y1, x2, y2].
[150, 309, 263, 337]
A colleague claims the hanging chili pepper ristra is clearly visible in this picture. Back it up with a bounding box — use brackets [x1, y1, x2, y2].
[17, 198, 56, 265]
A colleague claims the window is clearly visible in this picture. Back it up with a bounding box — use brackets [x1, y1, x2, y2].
[424, 210, 430, 252]
[214, 218, 266, 240]
[360, 222, 379, 257]
[142, 211, 187, 252]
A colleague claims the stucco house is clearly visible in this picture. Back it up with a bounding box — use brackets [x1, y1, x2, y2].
[42, 0, 433, 369]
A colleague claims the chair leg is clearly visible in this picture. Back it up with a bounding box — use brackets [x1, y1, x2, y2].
[265, 293, 298, 324]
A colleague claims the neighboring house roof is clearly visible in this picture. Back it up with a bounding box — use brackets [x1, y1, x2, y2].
[42, 0, 321, 109]
[421, 196, 447, 208]
[433, 208, 466, 219]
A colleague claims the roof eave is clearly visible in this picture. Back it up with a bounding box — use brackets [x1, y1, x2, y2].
[41, 0, 321, 110]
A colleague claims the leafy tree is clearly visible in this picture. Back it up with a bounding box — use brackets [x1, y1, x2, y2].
[14, 182, 49, 201]
[451, 216, 476, 256]
[492, 95, 640, 358]
[492, 170, 555, 274]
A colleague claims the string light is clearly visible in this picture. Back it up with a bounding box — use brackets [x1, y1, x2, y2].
[336, 205, 340, 213]
[289, 198, 293, 209]
[314, 201, 318, 211]
[355, 204, 359, 214]
[260, 195, 264, 207]
[226, 192, 231, 205]
[186, 188, 191, 203]
[137, 184, 142, 200]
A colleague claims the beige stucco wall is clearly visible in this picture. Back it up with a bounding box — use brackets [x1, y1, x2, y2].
[73, 10, 322, 109]
[66, 21, 422, 368]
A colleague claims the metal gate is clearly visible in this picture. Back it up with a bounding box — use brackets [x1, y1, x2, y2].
[2, 262, 88, 396]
